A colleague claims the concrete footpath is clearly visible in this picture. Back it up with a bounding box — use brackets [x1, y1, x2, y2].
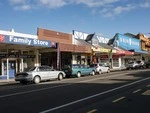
[0, 79, 17, 86]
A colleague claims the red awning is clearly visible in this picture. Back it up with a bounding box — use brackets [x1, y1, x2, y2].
[116, 48, 134, 55]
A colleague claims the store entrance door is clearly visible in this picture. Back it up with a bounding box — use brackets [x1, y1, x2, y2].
[3, 60, 16, 78]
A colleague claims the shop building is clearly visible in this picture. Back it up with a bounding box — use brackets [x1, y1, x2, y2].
[0, 29, 56, 79]
[73, 30, 118, 68]
[108, 33, 149, 68]
[38, 28, 92, 70]
[136, 33, 150, 61]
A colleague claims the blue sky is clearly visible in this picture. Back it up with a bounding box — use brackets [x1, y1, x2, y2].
[0, 0, 150, 38]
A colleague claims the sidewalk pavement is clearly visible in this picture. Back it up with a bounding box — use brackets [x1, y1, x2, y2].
[0, 79, 17, 86]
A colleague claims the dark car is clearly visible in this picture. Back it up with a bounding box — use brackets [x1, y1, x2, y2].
[144, 61, 150, 68]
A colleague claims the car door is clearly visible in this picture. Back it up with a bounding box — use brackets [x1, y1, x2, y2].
[85, 65, 92, 74]
[99, 63, 106, 72]
[47, 67, 58, 79]
[37, 66, 49, 80]
[80, 65, 87, 75]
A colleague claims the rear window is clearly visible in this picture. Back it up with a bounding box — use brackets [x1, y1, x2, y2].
[72, 64, 80, 68]
[90, 64, 97, 67]
[128, 62, 134, 64]
[136, 61, 141, 64]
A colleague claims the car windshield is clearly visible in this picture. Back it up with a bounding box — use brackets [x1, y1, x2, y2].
[62, 65, 71, 70]
[24, 67, 36, 72]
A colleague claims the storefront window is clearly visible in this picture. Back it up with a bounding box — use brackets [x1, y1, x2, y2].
[113, 58, 119, 67]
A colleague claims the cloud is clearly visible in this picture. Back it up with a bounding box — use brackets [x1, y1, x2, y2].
[99, 4, 136, 17]
[113, 4, 135, 15]
[38, 0, 67, 8]
[7, 0, 150, 17]
[9, 0, 27, 5]
[74, 0, 119, 7]
[14, 4, 31, 11]
[8, 0, 31, 11]
[140, 1, 150, 8]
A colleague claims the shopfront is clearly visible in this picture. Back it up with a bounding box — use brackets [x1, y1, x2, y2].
[110, 33, 149, 68]
[0, 33, 56, 79]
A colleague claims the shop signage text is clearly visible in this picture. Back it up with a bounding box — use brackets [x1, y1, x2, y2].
[0, 35, 56, 47]
[0, 54, 35, 58]
[116, 34, 140, 50]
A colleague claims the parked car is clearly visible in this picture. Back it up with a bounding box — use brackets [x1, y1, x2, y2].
[15, 66, 66, 84]
[126, 61, 141, 69]
[144, 61, 150, 68]
[62, 64, 96, 78]
[90, 63, 110, 74]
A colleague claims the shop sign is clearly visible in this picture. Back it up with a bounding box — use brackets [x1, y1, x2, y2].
[0, 53, 35, 58]
[92, 47, 110, 53]
[0, 54, 7, 58]
[116, 34, 140, 50]
[0, 34, 56, 47]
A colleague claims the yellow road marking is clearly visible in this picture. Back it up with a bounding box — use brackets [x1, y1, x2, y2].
[112, 96, 125, 103]
[133, 89, 142, 94]
[87, 109, 97, 113]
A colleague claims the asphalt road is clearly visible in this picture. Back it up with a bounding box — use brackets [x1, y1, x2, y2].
[0, 69, 150, 113]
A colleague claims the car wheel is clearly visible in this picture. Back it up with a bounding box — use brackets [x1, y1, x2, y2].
[91, 70, 95, 76]
[77, 72, 81, 78]
[107, 69, 110, 73]
[58, 73, 63, 80]
[99, 70, 102, 75]
[34, 76, 41, 84]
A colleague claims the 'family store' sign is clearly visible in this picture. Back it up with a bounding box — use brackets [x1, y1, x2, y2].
[0, 35, 55, 47]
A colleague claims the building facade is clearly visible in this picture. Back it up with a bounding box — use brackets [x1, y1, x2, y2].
[0, 29, 56, 79]
[38, 28, 92, 70]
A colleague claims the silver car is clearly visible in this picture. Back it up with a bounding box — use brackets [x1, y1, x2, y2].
[90, 63, 110, 74]
[15, 66, 66, 84]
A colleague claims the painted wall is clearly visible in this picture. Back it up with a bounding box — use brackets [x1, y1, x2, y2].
[38, 28, 72, 44]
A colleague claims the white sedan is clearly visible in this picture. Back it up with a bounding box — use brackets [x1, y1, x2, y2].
[15, 66, 66, 84]
[90, 63, 110, 74]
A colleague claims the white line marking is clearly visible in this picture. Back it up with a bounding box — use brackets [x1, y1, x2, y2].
[147, 84, 150, 87]
[40, 77, 150, 113]
[112, 96, 125, 103]
[0, 73, 126, 98]
[87, 109, 97, 113]
[133, 89, 142, 94]
[0, 84, 72, 98]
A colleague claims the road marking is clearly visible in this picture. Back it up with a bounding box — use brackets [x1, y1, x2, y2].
[112, 96, 125, 103]
[133, 89, 142, 94]
[0, 84, 72, 98]
[87, 109, 97, 113]
[147, 84, 150, 87]
[40, 77, 150, 113]
[0, 73, 128, 98]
